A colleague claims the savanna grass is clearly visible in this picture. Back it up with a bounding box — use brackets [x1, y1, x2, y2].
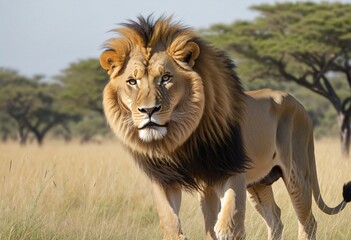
[0, 139, 350, 239]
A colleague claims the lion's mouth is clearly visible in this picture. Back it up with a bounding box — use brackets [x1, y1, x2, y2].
[138, 122, 168, 130]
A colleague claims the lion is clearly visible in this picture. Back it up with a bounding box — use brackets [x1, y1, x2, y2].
[99, 16, 351, 240]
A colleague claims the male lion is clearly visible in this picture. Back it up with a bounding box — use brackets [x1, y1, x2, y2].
[100, 16, 351, 240]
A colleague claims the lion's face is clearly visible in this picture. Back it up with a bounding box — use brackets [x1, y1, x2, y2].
[117, 51, 190, 142]
[101, 42, 205, 152]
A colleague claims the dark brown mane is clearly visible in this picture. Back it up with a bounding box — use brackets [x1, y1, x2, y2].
[120, 15, 156, 45]
[113, 15, 188, 51]
[120, 15, 177, 45]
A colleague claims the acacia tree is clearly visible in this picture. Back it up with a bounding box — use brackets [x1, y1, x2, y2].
[57, 59, 107, 115]
[57, 59, 108, 141]
[0, 68, 78, 145]
[22, 84, 79, 145]
[0, 113, 16, 142]
[203, 2, 351, 157]
[0, 69, 35, 143]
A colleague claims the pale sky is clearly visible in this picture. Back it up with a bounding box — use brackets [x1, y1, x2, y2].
[0, 0, 349, 78]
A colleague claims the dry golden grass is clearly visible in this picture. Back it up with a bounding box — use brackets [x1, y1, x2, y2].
[0, 138, 350, 239]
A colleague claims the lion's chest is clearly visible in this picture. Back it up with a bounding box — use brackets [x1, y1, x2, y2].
[132, 124, 250, 191]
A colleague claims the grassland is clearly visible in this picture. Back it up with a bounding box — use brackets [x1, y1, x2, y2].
[0, 138, 350, 240]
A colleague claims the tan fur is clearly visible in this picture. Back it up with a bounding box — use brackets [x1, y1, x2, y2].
[100, 17, 349, 240]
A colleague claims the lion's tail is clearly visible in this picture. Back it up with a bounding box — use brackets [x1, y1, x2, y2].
[311, 156, 351, 215]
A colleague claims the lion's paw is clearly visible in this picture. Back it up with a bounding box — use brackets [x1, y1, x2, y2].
[214, 223, 244, 240]
[214, 223, 234, 240]
[178, 234, 188, 240]
[162, 234, 188, 240]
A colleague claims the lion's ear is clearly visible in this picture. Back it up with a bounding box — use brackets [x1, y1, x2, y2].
[171, 41, 200, 70]
[100, 50, 124, 76]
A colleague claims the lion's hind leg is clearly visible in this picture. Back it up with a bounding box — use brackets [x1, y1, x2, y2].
[283, 168, 317, 240]
[247, 184, 283, 240]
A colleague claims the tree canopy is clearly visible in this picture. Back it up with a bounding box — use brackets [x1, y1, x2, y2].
[0, 69, 79, 144]
[202, 2, 351, 156]
[56, 59, 109, 141]
[57, 59, 107, 115]
[0, 59, 110, 145]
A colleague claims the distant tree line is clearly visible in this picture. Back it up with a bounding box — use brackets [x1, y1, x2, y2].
[0, 2, 350, 156]
[0, 59, 342, 145]
[0, 59, 110, 145]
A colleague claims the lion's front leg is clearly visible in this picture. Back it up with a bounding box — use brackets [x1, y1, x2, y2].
[152, 182, 186, 240]
[214, 173, 246, 240]
[199, 186, 220, 240]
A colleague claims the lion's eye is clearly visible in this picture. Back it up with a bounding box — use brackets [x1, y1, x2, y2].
[127, 79, 137, 86]
[161, 74, 172, 84]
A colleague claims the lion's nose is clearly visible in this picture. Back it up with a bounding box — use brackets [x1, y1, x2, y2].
[138, 105, 161, 117]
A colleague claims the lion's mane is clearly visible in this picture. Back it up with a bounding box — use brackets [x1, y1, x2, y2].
[103, 16, 250, 191]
